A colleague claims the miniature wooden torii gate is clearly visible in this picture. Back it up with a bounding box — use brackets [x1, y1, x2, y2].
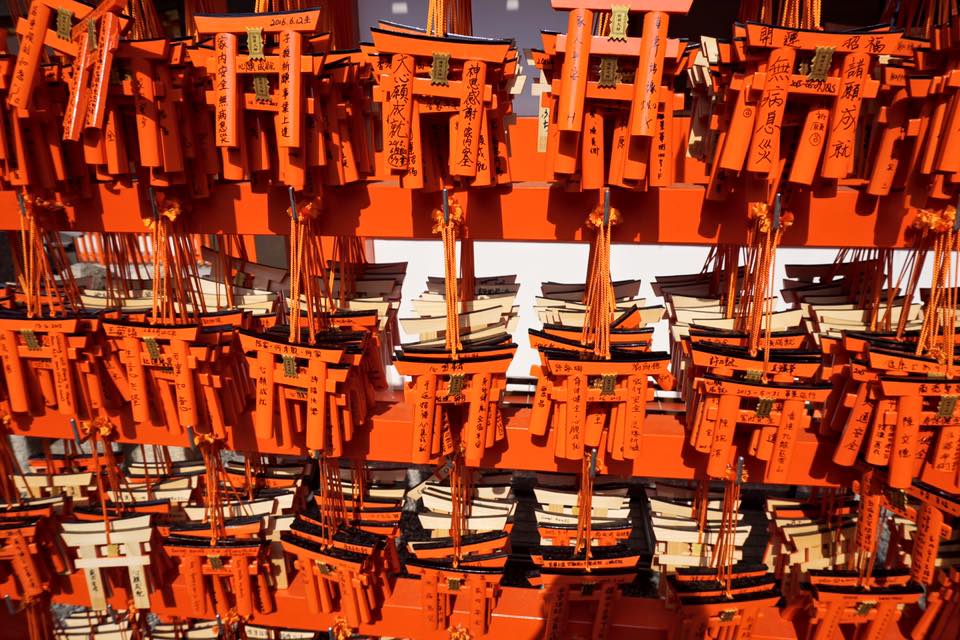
[9, 0, 131, 141]
[538, 0, 693, 188]
[370, 23, 514, 190]
[709, 23, 901, 200]
[191, 9, 329, 187]
[60, 513, 156, 611]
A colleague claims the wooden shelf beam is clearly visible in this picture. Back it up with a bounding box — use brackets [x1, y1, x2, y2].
[21, 562, 805, 639]
[0, 118, 917, 248]
[7, 394, 855, 487]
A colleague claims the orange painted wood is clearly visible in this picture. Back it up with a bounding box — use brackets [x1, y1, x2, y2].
[556, 8, 592, 133]
[214, 33, 239, 148]
[4, 392, 855, 487]
[552, 0, 694, 10]
[629, 12, 669, 137]
[7, 2, 53, 109]
[26, 557, 817, 639]
[0, 175, 915, 248]
[192, 9, 324, 34]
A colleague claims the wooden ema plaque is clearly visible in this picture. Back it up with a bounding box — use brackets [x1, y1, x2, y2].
[0, 51, 69, 190]
[312, 51, 378, 187]
[191, 9, 331, 189]
[320, 309, 390, 393]
[295, 506, 402, 582]
[237, 328, 371, 456]
[279, 528, 392, 628]
[666, 570, 781, 640]
[869, 483, 954, 587]
[535, 571, 636, 640]
[394, 348, 514, 466]
[870, 376, 960, 489]
[99, 312, 251, 445]
[674, 328, 806, 409]
[404, 560, 502, 637]
[707, 22, 901, 201]
[912, 566, 960, 638]
[9, 0, 130, 143]
[861, 65, 929, 199]
[60, 513, 157, 611]
[0, 520, 54, 601]
[799, 569, 924, 640]
[535, 1, 694, 189]
[827, 338, 960, 492]
[0, 314, 87, 418]
[685, 341, 828, 481]
[100, 318, 209, 437]
[537, 521, 631, 547]
[163, 534, 274, 619]
[104, 39, 216, 192]
[898, 30, 960, 206]
[529, 347, 672, 463]
[369, 23, 516, 190]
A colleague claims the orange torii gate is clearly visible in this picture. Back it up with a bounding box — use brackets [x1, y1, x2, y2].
[8, 0, 130, 141]
[190, 9, 330, 187]
[535, 0, 694, 188]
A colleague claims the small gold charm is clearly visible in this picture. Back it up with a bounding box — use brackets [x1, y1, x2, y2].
[143, 337, 161, 361]
[20, 330, 40, 351]
[88, 20, 98, 52]
[598, 58, 620, 88]
[447, 374, 464, 397]
[807, 46, 835, 82]
[282, 354, 297, 377]
[56, 9, 73, 41]
[755, 397, 774, 418]
[246, 27, 265, 60]
[609, 6, 630, 42]
[600, 374, 617, 395]
[938, 395, 958, 418]
[431, 52, 451, 86]
[253, 75, 271, 102]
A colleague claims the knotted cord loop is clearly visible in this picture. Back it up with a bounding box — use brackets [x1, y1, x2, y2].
[78, 416, 124, 543]
[432, 195, 465, 359]
[737, 201, 793, 371]
[144, 192, 206, 323]
[194, 431, 228, 543]
[16, 192, 82, 318]
[581, 196, 621, 359]
[330, 616, 353, 640]
[448, 624, 472, 640]
[142, 193, 182, 227]
[913, 206, 959, 375]
[218, 608, 246, 640]
[914, 205, 957, 235]
[712, 460, 747, 596]
[125, 600, 148, 640]
[574, 450, 596, 569]
[287, 195, 328, 343]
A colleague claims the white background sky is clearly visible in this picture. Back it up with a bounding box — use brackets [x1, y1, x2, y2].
[373, 241, 933, 379]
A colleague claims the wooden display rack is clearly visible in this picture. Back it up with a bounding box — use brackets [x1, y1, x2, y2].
[0, 561, 845, 640]
[0, 118, 921, 247]
[2, 1, 960, 639]
[4, 392, 857, 486]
